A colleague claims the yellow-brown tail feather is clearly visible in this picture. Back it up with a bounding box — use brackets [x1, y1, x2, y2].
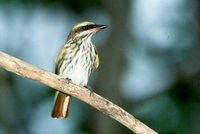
[51, 92, 70, 118]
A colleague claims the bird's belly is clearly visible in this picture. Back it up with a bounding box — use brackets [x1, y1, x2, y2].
[60, 59, 91, 86]
[66, 67, 89, 86]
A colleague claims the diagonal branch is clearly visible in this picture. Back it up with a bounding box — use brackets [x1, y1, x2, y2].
[0, 51, 158, 134]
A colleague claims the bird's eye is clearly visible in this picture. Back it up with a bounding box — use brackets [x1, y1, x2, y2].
[81, 26, 87, 30]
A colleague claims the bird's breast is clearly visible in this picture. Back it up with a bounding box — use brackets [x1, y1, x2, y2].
[59, 41, 96, 86]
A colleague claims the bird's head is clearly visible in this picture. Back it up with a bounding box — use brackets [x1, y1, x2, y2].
[68, 21, 107, 40]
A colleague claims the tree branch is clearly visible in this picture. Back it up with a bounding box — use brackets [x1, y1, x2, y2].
[0, 51, 157, 134]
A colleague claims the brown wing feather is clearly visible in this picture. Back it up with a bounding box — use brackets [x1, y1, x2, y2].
[94, 53, 99, 69]
[55, 43, 71, 74]
[93, 47, 99, 69]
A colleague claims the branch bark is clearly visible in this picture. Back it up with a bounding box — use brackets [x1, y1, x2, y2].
[0, 51, 158, 134]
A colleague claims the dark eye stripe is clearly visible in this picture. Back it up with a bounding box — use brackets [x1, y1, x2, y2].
[77, 24, 95, 32]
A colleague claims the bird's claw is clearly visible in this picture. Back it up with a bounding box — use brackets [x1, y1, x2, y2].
[65, 78, 72, 83]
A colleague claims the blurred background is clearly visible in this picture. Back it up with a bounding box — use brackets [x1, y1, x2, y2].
[0, 0, 200, 134]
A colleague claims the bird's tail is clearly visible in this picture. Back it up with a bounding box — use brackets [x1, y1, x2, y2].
[51, 92, 70, 118]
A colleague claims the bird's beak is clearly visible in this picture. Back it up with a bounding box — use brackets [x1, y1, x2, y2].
[95, 24, 107, 30]
[90, 24, 107, 33]
[95, 24, 107, 31]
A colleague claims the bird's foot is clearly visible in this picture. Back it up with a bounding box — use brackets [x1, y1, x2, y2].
[65, 78, 72, 83]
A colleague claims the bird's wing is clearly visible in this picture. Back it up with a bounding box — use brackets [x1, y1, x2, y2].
[93, 47, 99, 69]
[55, 48, 65, 74]
[55, 42, 72, 74]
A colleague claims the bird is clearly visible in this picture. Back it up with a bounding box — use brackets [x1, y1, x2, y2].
[51, 21, 107, 118]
